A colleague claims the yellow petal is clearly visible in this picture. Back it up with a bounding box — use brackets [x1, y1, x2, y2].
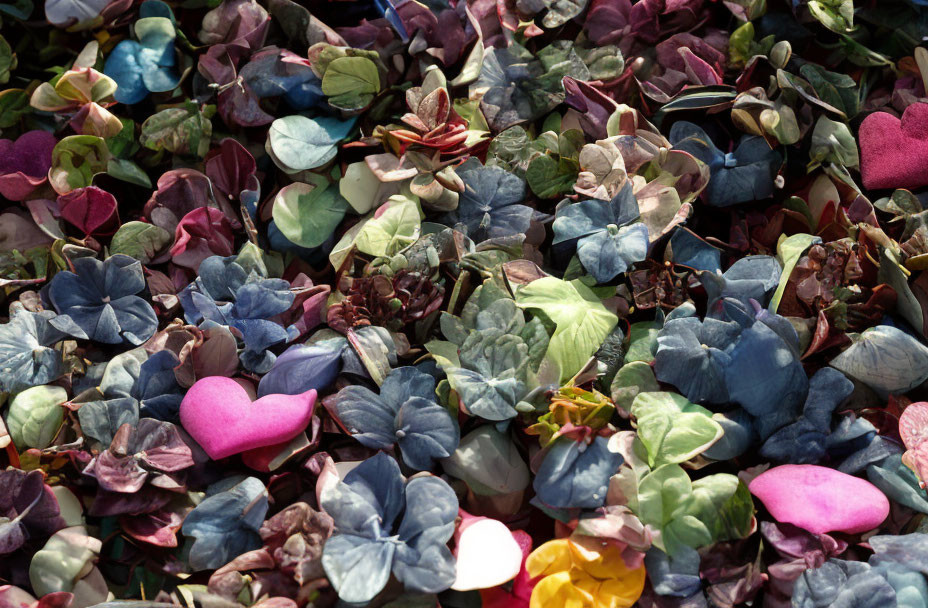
[596, 569, 646, 608]
[568, 537, 640, 581]
[526, 539, 572, 579]
[530, 572, 591, 608]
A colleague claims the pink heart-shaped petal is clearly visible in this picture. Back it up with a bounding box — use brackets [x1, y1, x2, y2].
[179, 376, 316, 460]
[859, 102, 928, 190]
[749, 464, 889, 535]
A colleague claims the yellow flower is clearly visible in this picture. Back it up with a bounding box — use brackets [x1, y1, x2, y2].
[525, 537, 645, 608]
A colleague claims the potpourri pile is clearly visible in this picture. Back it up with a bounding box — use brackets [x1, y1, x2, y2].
[5, 0, 928, 606]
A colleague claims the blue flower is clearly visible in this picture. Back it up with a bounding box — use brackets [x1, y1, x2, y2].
[552, 182, 650, 283]
[321, 453, 458, 603]
[179, 255, 296, 373]
[329, 366, 459, 471]
[104, 2, 180, 105]
[670, 121, 782, 207]
[0, 309, 68, 393]
[655, 299, 808, 439]
[48, 254, 158, 346]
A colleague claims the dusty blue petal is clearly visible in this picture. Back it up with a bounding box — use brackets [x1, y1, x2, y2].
[257, 340, 346, 397]
[111, 296, 158, 345]
[103, 255, 147, 299]
[380, 366, 437, 409]
[138, 35, 179, 93]
[669, 228, 721, 272]
[182, 477, 268, 571]
[396, 397, 459, 471]
[396, 476, 458, 549]
[533, 435, 622, 509]
[792, 559, 896, 608]
[867, 454, 928, 514]
[198, 256, 249, 301]
[229, 318, 290, 354]
[702, 255, 781, 315]
[870, 559, 928, 608]
[393, 541, 457, 595]
[78, 397, 140, 446]
[870, 534, 928, 577]
[446, 367, 522, 421]
[136, 351, 184, 421]
[105, 40, 149, 104]
[553, 199, 613, 244]
[576, 222, 649, 283]
[645, 546, 702, 597]
[703, 409, 755, 460]
[321, 535, 394, 604]
[0, 311, 67, 393]
[724, 320, 807, 437]
[445, 158, 531, 241]
[232, 280, 294, 319]
[48, 269, 101, 312]
[322, 452, 405, 538]
[331, 385, 398, 450]
[655, 317, 732, 404]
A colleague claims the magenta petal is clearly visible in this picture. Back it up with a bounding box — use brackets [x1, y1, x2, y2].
[749, 465, 890, 535]
[0, 172, 48, 201]
[1, 130, 57, 177]
[859, 102, 928, 190]
[170, 206, 235, 271]
[57, 186, 120, 236]
[0, 131, 56, 201]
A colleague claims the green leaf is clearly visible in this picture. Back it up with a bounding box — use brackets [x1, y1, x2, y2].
[267, 115, 356, 173]
[541, 0, 588, 27]
[636, 463, 693, 550]
[524, 130, 583, 200]
[770, 233, 821, 311]
[631, 392, 723, 467]
[0, 34, 15, 84]
[0, 87, 31, 129]
[140, 102, 214, 158]
[807, 0, 854, 33]
[30, 526, 100, 596]
[516, 277, 618, 382]
[354, 195, 422, 258]
[577, 46, 625, 82]
[486, 126, 537, 176]
[809, 116, 859, 169]
[636, 464, 752, 557]
[339, 161, 384, 214]
[611, 361, 659, 414]
[424, 339, 461, 369]
[879, 247, 925, 337]
[800, 64, 859, 118]
[49, 135, 111, 194]
[625, 321, 659, 363]
[728, 22, 754, 67]
[272, 182, 349, 249]
[443, 425, 530, 495]
[110, 221, 172, 263]
[526, 154, 578, 199]
[6, 385, 67, 450]
[686, 474, 755, 541]
[106, 158, 152, 188]
[105, 118, 139, 158]
[321, 56, 381, 110]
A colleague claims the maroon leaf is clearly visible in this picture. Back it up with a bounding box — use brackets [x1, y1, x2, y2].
[171, 207, 236, 271]
[57, 186, 120, 236]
